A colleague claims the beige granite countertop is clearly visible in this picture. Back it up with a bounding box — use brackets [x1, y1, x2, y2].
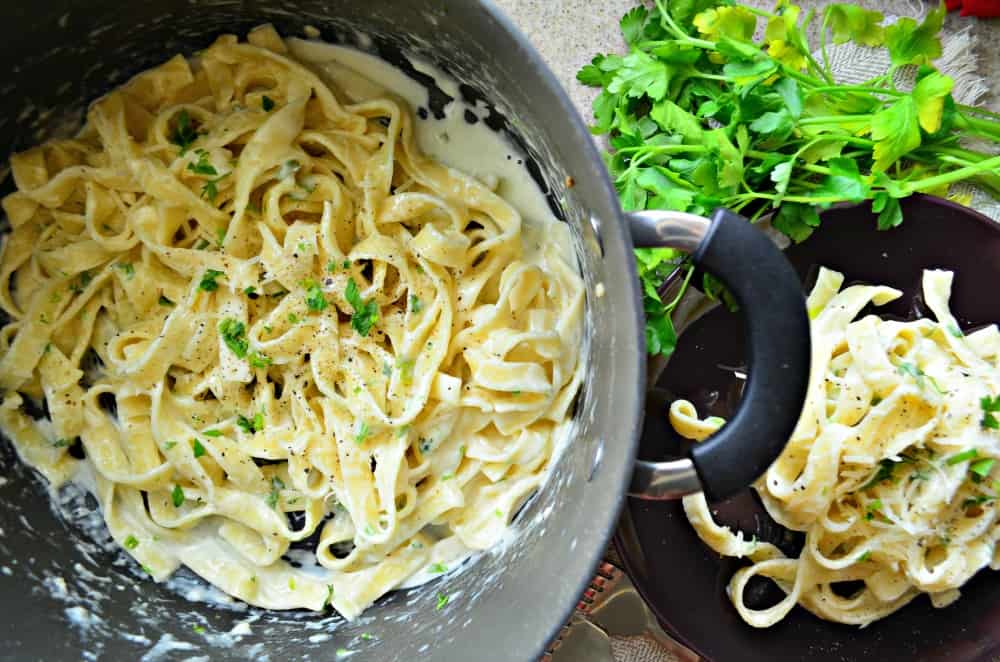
[491, 0, 1000, 124]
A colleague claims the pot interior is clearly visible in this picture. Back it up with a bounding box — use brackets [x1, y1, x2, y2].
[0, 1, 644, 660]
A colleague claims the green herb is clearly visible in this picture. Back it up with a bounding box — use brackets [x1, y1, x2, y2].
[364, 524, 375, 536]
[336, 649, 351, 658]
[51, 438, 69, 448]
[164, 440, 178, 450]
[326, 584, 335, 606]
[192, 625, 206, 635]
[326, 260, 339, 273]
[342, 260, 351, 269]
[286, 313, 299, 324]
[409, 294, 422, 313]
[116, 262, 135, 280]
[123, 535, 139, 550]
[192, 439, 206, 458]
[981, 395, 1000, 430]
[579, 1, 1000, 360]
[304, 280, 328, 312]
[218, 318, 248, 358]
[862, 459, 897, 490]
[141, 565, 154, 575]
[395, 357, 414, 384]
[970, 458, 995, 478]
[248, 351, 272, 368]
[396, 425, 411, 438]
[354, 421, 371, 445]
[267, 476, 284, 509]
[158, 295, 174, 306]
[441, 473, 454, 481]
[171, 484, 185, 508]
[864, 499, 882, 520]
[170, 109, 199, 154]
[244, 286, 257, 296]
[262, 95, 275, 112]
[857, 550, 871, 562]
[435, 592, 449, 610]
[429, 562, 447, 574]
[360, 633, 373, 641]
[963, 494, 993, 510]
[199, 269, 224, 292]
[237, 411, 264, 434]
[203, 429, 222, 437]
[201, 173, 229, 203]
[69, 270, 93, 294]
[946, 449, 979, 465]
[947, 323, 964, 338]
[194, 238, 210, 250]
[188, 149, 218, 176]
[278, 159, 301, 180]
[345, 278, 379, 337]
[289, 578, 296, 590]
[382, 361, 393, 377]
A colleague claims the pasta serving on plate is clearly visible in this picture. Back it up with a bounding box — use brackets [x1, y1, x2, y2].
[674, 267, 1000, 627]
[0, 26, 584, 619]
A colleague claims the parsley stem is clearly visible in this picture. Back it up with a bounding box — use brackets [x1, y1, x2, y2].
[797, 114, 874, 126]
[804, 85, 902, 97]
[654, 0, 716, 50]
[903, 155, 1000, 195]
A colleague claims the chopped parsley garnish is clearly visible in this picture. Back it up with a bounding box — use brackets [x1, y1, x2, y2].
[354, 421, 371, 445]
[409, 294, 422, 314]
[360, 633, 373, 641]
[267, 476, 285, 509]
[171, 484, 185, 508]
[429, 562, 447, 574]
[304, 280, 328, 312]
[237, 411, 264, 434]
[336, 649, 351, 658]
[382, 362, 393, 377]
[864, 499, 882, 520]
[896, 362, 944, 394]
[981, 396, 1000, 430]
[170, 109, 199, 154]
[857, 551, 871, 562]
[345, 278, 378, 337]
[202, 173, 229, 203]
[326, 260, 338, 273]
[218, 318, 248, 358]
[946, 449, 979, 465]
[192, 625, 206, 635]
[199, 269, 224, 292]
[963, 494, 994, 510]
[248, 351, 272, 368]
[947, 323, 964, 338]
[441, 473, 454, 481]
[395, 357, 414, 384]
[116, 262, 135, 280]
[194, 238, 210, 250]
[123, 535, 139, 550]
[278, 159, 301, 180]
[69, 270, 92, 293]
[326, 584, 335, 607]
[970, 458, 995, 478]
[164, 440, 178, 450]
[192, 439, 206, 458]
[158, 295, 174, 306]
[862, 459, 897, 490]
[435, 592, 449, 610]
[288, 578, 296, 590]
[52, 438, 69, 448]
[244, 286, 257, 296]
[396, 425, 411, 438]
[262, 95, 275, 112]
[287, 313, 300, 324]
[203, 429, 222, 437]
[187, 149, 217, 176]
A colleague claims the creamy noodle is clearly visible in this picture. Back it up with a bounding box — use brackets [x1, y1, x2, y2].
[674, 268, 1000, 627]
[0, 25, 584, 620]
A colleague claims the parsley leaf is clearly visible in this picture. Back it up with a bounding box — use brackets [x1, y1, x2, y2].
[170, 110, 199, 154]
[116, 262, 135, 280]
[199, 269, 224, 292]
[345, 278, 379, 337]
[192, 439, 206, 458]
[982, 395, 1000, 430]
[237, 411, 264, 434]
[946, 449, 979, 465]
[171, 484, 185, 508]
[354, 421, 371, 445]
[187, 149, 217, 176]
[266, 476, 284, 509]
[435, 592, 450, 610]
[823, 4, 885, 46]
[123, 535, 139, 550]
[409, 294, 422, 314]
[303, 280, 328, 312]
[158, 294, 175, 307]
[218, 318, 248, 358]
[884, 3, 945, 66]
[248, 351, 272, 369]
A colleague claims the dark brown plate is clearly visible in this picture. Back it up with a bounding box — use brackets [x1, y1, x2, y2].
[614, 195, 1000, 662]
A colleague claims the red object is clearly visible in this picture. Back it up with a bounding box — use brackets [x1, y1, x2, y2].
[947, 0, 1000, 17]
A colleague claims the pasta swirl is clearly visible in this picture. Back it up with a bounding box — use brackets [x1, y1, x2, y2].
[0, 26, 584, 619]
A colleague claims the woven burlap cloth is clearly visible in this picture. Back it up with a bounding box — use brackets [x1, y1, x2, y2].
[556, 3, 997, 662]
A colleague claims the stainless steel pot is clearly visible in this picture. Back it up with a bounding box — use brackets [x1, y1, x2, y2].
[0, 1, 810, 660]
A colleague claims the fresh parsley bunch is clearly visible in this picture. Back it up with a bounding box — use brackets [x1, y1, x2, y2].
[578, 0, 1000, 357]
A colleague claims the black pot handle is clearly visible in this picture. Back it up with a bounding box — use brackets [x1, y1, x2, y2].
[626, 208, 811, 502]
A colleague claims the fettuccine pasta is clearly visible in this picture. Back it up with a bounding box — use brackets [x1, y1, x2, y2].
[0, 26, 584, 619]
[674, 267, 1000, 627]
